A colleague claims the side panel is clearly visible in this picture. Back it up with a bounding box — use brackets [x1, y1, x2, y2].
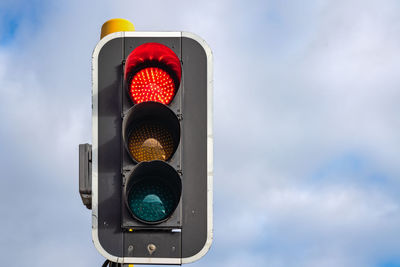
[181, 36, 210, 259]
[97, 37, 124, 257]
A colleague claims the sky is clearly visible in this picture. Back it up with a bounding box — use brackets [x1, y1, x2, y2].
[0, 0, 400, 266]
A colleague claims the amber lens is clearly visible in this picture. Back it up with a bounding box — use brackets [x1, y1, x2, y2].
[128, 122, 174, 162]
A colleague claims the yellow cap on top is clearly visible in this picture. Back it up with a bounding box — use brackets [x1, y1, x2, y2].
[100, 18, 135, 39]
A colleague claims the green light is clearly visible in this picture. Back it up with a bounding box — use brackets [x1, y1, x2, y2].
[128, 178, 177, 223]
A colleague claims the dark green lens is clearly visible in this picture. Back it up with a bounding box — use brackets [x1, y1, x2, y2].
[128, 178, 176, 223]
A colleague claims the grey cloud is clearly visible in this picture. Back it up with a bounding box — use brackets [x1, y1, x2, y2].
[1, 0, 400, 266]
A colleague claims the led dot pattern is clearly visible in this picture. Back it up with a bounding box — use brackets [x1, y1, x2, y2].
[128, 179, 176, 222]
[130, 67, 175, 105]
[129, 122, 174, 162]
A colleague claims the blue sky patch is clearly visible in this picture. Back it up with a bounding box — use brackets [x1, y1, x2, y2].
[0, 14, 19, 45]
[0, 0, 51, 46]
[378, 260, 400, 267]
[310, 151, 389, 186]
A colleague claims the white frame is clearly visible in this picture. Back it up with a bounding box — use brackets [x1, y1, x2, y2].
[91, 31, 213, 264]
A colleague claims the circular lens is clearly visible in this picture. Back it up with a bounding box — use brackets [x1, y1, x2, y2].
[122, 102, 181, 164]
[124, 161, 182, 224]
[128, 177, 177, 223]
[124, 43, 182, 105]
[130, 67, 175, 104]
[128, 122, 174, 162]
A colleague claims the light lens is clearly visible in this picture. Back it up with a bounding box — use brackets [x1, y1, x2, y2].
[124, 43, 182, 105]
[130, 67, 175, 104]
[128, 178, 177, 223]
[128, 122, 174, 162]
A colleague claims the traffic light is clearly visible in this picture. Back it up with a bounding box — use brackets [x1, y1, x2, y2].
[81, 19, 213, 265]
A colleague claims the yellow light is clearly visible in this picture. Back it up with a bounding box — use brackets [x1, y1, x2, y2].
[129, 122, 174, 162]
[100, 18, 135, 39]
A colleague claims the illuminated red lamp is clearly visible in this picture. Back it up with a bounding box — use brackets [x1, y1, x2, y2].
[125, 43, 182, 105]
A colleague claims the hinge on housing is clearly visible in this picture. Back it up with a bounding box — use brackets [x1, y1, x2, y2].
[122, 169, 132, 186]
[79, 143, 92, 210]
[177, 113, 183, 121]
[122, 109, 129, 119]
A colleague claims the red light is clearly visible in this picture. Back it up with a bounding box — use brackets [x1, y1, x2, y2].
[125, 43, 181, 105]
[130, 67, 175, 104]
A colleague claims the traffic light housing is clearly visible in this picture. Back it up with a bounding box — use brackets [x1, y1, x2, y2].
[89, 30, 213, 265]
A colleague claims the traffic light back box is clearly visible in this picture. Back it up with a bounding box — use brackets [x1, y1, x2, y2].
[91, 32, 213, 265]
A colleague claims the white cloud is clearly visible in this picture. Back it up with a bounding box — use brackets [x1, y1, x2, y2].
[1, 0, 400, 266]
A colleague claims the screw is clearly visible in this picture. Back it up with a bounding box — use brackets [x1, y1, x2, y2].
[147, 243, 157, 255]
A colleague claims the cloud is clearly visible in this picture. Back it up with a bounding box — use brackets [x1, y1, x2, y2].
[1, 0, 400, 266]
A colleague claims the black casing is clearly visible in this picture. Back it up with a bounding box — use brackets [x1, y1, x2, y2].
[93, 33, 212, 264]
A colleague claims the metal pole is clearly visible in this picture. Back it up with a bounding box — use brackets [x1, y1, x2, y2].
[102, 260, 132, 267]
